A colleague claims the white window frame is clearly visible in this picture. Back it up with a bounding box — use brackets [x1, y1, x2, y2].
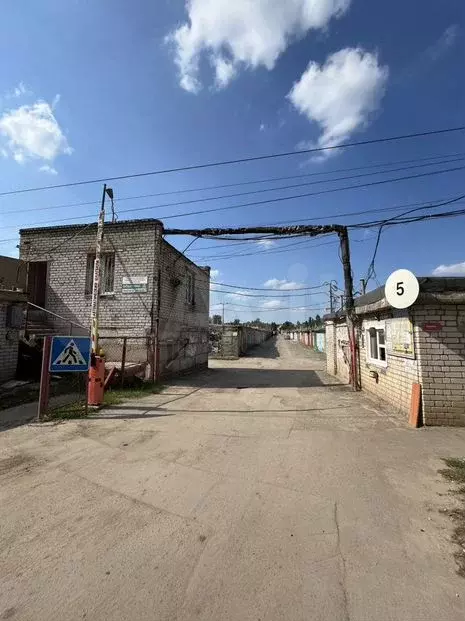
[365, 321, 387, 367]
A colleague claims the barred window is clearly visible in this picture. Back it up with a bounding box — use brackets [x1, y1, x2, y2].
[85, 253, 115, 295]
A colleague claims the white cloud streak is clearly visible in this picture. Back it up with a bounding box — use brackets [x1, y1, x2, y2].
[262, 300, 282, 309]
[432, 261, 465, 276]
[167, 0, 351, 92]
[0, 99, 72, 164]
[39, 164, 58, 175]
[288, 47, 388, 154]
[264, 278, 305, 290]
[257, 239, 276, 249]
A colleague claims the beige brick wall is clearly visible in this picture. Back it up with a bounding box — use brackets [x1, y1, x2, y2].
[325, 321, 350, 381]
[359, 314, 420, 416]
[412, 304, 465, 426]
[325, 303, 465, 426]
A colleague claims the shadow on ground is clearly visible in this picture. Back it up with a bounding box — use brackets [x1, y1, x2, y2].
[173, 368, 342, 389]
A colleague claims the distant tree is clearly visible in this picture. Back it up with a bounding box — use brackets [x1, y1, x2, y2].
[232, 318, 241, 325]
[212, 314, 222, 325]
[281, 321, 294, 331]
[270, 322, 278, 332]
[314, 314, 322, 327]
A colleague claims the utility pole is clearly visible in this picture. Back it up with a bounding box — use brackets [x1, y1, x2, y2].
[222, 302, 225, 326]
[90, 183, 113, 354]
[360, 278, 367, 295]
[338, 227, 359, 391]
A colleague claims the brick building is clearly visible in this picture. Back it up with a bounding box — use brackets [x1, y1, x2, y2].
[324, 278, 465, 426]
[0, 289, 27, 384]
[19, 219, 210, 379]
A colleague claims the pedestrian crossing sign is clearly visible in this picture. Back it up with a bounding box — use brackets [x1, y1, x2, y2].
[50, 336, 92, 372]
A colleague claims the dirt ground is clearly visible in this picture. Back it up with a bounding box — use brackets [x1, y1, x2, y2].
[1, 337, 464, 621]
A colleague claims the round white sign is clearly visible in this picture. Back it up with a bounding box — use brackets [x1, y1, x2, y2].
[385, 269, 419, 309]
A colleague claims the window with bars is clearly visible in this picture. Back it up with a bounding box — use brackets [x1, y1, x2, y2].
[85, 253, 115, 295]
[367, 326, 387, 366]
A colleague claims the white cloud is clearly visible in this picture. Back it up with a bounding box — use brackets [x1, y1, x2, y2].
[259, 123, 266, 132]
[263, 299, 282, 309]
[288, 48, 388, 154]
[167, 0, 351, 92]
[0, 100, 72, 164]
[264, 278, 304, 290]
[427, 25, 460, 62]
[257, 239, 275, 249]
[210, 268, 220, 280]
[227, 290, 248, 300]
[10, 82, 29, 98]
[39, 164, 58, 175]
[432, 261, 465, 276]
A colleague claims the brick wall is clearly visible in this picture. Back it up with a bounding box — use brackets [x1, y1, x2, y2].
[20, 221, 158, 337]
[325, 303, 465, 426]
[412, 304, 465, 426]
[20, 221, 211, 378]
[0, 301, 24, 383]
[157, 240, 210, 376]
[359, 314, 420, 416]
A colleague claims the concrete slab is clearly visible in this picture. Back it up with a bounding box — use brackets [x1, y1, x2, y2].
[1, 337, 464, 621]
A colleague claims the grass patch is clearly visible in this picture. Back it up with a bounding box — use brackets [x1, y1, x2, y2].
[45, 402, 88, 420]
[103, 382, 164, 407]
[44, 382, 164, 420]
[439, 457, 465, 578]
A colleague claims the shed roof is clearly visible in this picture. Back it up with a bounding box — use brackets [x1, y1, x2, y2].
[325, 277, 465, 321]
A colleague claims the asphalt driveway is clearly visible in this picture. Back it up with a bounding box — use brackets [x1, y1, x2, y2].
[1, 337, 464, 620]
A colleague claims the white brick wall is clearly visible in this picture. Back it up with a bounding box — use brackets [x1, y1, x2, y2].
[325, 303, 465, 426]
[412, 304, 465, 426]
[19, 221, 210, 378]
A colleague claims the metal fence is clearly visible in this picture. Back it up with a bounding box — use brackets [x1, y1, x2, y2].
[99, 335, 153, 385]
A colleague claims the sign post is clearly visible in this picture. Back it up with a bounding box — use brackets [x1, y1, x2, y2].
[37, 336, 52, 421]
[37, 336, 92, 422]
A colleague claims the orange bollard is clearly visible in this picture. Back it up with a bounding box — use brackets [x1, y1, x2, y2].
[88, 355, 105, 406]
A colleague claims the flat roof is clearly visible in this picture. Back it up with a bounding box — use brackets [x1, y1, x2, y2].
[324, 277, 465, 320]
[20, 218, 163, 235]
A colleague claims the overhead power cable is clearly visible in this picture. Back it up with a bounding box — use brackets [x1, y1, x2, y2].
[0, 126, 463, 197]
[212, 282, 330, 291]
[2, 151, 464, 217]
[7, 164, 464, 232]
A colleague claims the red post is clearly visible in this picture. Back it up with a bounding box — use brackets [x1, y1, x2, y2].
[38, 336, 52, 421]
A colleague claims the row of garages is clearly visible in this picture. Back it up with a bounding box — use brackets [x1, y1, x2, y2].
[283, 329, 325, 353]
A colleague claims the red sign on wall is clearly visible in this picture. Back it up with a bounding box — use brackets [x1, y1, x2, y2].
[422, 322, 443, 332]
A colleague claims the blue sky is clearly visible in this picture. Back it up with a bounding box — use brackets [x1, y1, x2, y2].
[0, 0, 464, 323]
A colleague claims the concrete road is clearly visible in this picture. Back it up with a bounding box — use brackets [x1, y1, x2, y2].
[1, 337, 464, 621]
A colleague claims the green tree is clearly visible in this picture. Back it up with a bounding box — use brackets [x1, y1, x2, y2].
[212, 314, 222, 325]
[232, 318, 241, 325]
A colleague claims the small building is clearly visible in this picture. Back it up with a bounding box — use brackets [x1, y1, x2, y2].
[0, 289, 27, 384]
[0, 255, 26, 291]
[19, 219, 210, 379]
[324, 277, 465, 426]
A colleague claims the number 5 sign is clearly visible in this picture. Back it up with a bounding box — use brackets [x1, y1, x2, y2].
[385, 269, 420, 309]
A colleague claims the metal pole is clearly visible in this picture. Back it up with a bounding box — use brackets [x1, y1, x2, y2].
[329, 282, 334, 314]
[222, 302, 225, 326]
[90, 184, 106, 354]
[120, 337, 127, 386]
[338, 227, 359, 391]
[38, 336, 52, 421]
